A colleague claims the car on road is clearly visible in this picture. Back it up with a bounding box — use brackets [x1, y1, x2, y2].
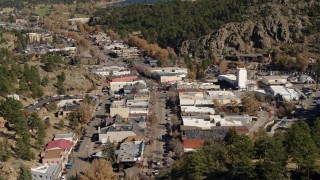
[153, 170, 159, 175]
[65, 162, 73, 169]
[61, 175, 67, 180]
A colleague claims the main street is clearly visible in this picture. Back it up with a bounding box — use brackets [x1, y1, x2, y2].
[144, 91, 168, 172]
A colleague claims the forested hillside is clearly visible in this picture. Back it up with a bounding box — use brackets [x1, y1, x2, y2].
[95, 0, 320, 54]
[95, 0, 256, 50]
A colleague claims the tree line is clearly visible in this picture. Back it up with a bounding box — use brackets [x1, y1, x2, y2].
[170, 120, 320, 180]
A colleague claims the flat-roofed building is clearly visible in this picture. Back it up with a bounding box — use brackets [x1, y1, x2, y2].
[31, 164, 61, 180]
[261, 76, 287, 86]
[269, 85, 299, 101]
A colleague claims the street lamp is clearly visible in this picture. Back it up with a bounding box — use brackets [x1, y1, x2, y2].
[85, 145, 89, 166]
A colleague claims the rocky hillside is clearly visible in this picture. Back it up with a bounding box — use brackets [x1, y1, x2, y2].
[181, 0, 320, 59]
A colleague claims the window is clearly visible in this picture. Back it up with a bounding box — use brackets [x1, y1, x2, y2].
[33, 174, 37, 177]
[39, 175, 43, 178]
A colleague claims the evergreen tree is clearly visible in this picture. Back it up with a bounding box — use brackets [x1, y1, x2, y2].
[284, 121, 318, 178]
[41, 76, 49, 87]
[18, 164, 32, 180]
[0, 139, 11, 161]
[68, 111, 79, 129]
[102, 139, 116, 164]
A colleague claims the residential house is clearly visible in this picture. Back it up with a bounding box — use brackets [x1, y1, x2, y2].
[7, 94, 20, 100]
[299, 75, 316, 84]
[31, 164, 61, 180]
[145, 58, 158, 67]
[183, 139, 205, 152]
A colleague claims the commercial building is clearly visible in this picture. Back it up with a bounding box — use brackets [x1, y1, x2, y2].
[45, 139, 73, 155]
[150, 67, 188, 83]
[109, 80, 146, 94]
[261, 76, 287, 86]
[236, 68, 247, 89]
[218, 74, 237, 86]
[182, 115, 243, 129]
[110, 100, 130, 118]
[41, 149, 68, 170]
[117, 141, 144, 163]
[91, 66, 131, 77]
[176, 81, 220, 90]
[269, 86, 299, 101]
[99, 125, 136, 143]
[183, 139, 204, 152]
[179, 91, 241, 106]
[53, 133, 77, 144]
[181, 106, 215, 115]
[31, 164, 61, 180]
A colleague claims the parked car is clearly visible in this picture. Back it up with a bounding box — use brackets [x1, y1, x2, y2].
[65, 162, 73, 169]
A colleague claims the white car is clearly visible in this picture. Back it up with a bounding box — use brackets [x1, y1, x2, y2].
[61, 175, 66, 180]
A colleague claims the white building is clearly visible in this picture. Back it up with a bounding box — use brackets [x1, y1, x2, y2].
[91, 66, 130, 77]
[236, 68, 247, 89]
[176, 81, 220, 90]
[31, 164, 61, 180]
[7, 94, 20, 101]
[269, 86, 299, 101]
[181, 106, 215, 115]
[179, 91, 241, 106]
[182, 115, 243, 129]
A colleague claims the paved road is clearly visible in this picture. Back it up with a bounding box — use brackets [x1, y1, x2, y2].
[66, 95, 110, 177]
[26, 94, 83, 112]
[149, 92, 168, 170]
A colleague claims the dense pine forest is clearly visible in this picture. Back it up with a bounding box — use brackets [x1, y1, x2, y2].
[95, 0, 254, 49]
[170, 120, 320, 179]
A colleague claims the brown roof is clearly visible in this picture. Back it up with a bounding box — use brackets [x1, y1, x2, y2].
[43, 149, 64, 159]
[123, 135, 144, 143]
[183, 139, 205, 149]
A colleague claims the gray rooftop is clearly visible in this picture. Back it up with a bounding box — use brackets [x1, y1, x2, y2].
[117, 141, 144, 163]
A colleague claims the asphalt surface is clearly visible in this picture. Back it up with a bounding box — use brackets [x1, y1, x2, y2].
[26, 94, 84, 111]
[66, 95, 110, 177]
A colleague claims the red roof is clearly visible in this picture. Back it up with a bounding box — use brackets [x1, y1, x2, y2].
[183, 139, 205, 149]
[46, 139, 73, 151]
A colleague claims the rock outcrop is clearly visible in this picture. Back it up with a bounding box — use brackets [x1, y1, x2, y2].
[180, 2, 311, 57]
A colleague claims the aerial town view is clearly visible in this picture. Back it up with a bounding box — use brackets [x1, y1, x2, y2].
[0, 0, 319, 179]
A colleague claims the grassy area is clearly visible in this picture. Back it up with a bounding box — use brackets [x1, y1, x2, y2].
[36, 6, 51, 16]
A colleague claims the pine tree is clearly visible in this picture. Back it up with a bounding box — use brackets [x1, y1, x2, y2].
[18, 164, 32, 180]
[102, 139, 116, 164]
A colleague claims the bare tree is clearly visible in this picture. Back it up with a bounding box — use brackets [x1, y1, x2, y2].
[169, 138, 184, 157]
[79, 159, 117, 180]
